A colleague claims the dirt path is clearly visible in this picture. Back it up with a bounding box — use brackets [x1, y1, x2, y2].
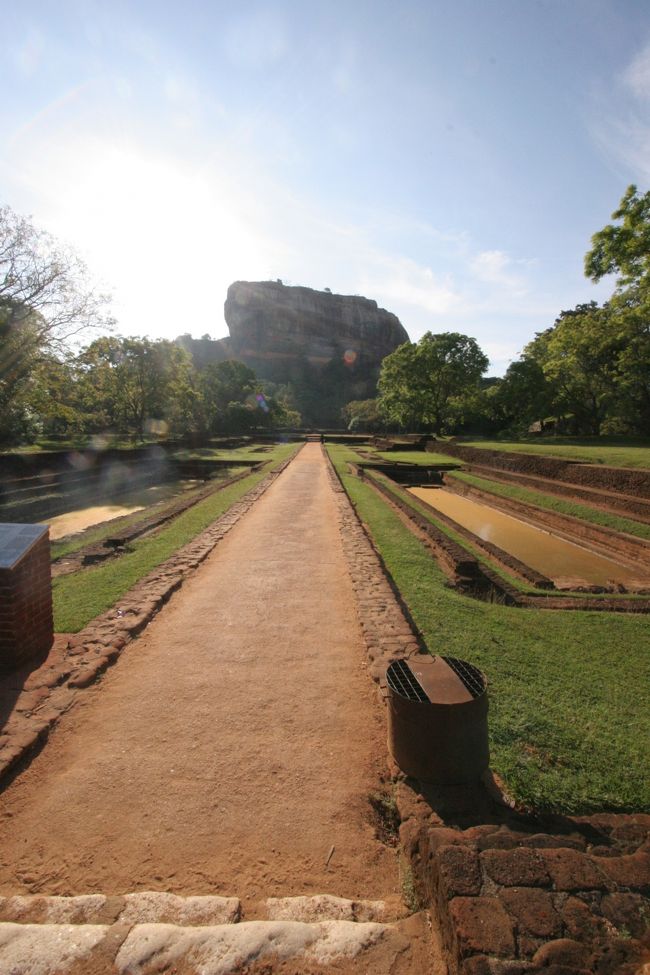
[0, 446, 403, 912]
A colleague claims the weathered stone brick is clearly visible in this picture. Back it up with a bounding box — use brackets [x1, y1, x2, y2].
[561, 896, 610, 944]
[449, 896, 516, 958]
[593, 852, 650, 891]
[461, 956, 532, 975]
[437, 845, 482, 897]
[522, 833, 586, 852]
[499, 887, 561, 938]
[531, 937, 593, 969]
[600, 892, 650, 939]
[481, 848, 550, 888]
[424, 827, 470, 853]
[541, 849, 609, 892]
[591, 938, 645, 975]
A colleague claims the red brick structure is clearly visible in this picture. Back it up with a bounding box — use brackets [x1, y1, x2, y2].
[0, 524, 53, 672]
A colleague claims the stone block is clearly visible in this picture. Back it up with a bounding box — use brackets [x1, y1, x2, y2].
[437, 845, 482, 897]
[531, 937, 593, 969]
[594, 853, 650, 891]
[561, 896, 609, 944]
[499, 887, 561, 939]
[541, 849, 609, 892]
[600, 892, 650, 939]
[481, 848, 550, 888]
[449, 896, 516, 958]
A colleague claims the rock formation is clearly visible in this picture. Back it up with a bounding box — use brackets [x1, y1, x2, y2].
[177, 281, 409, 425]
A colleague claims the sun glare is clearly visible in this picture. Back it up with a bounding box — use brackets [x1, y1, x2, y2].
[17, 137, 278, 340]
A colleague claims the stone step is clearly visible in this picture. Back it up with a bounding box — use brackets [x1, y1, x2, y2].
[0, 918, 402, 974]
[0, 891, 400, 926]
[0, 893, 423, 974]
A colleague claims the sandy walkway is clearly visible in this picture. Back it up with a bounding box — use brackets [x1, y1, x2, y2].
[0, 445, 398, 908]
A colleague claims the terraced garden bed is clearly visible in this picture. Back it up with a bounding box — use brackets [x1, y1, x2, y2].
[327, 443, 650, 814]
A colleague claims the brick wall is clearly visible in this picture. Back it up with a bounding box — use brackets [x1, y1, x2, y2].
[0, 533, 53, 672]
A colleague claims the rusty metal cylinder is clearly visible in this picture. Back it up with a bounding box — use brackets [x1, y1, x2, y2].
[387, 655, 489, 784]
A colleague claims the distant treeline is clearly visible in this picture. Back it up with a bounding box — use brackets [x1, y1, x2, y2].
[0, 334, 302, 445]
[2, 187, 649, 445]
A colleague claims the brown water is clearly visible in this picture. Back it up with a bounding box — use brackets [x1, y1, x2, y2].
[44, 482, 198, 540]
[409, 486, 646, 586]
[46, 504, 145, 540]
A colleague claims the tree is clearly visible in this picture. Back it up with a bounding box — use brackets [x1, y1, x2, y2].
[75, 336, 193, 439]
[340, 398, 384, 432]
[378, 332, 489, 434]
[524, 303, 622, 436]
[491, 356, 554, 434]
[198, 360, 256, 433]
[585, 185, 650, 291]
[0, 205, 112, 445]
[0, 205, 112, 348]
[584, 186, 650, 433]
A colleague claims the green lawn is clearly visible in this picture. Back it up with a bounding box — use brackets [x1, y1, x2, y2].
[459, 438, 650, 470]
[448, 470, 650, 542]
[374, 449, 464, 466]
[170, 445, 272, 462]
[329, 444, 650, 814]
[53, 445, 298, 632]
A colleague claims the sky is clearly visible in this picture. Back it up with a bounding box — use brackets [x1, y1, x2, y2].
[2, 0, 649, 375]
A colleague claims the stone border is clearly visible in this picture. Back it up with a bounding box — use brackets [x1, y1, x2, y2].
[0, 453, 297, 786]
[323, 447, 420, 687]
[325, 446, 650, 975]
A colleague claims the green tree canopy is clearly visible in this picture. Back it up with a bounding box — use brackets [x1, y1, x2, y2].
[523, 303, 622, 435]
[0, 205, 113, 444]
[583, 185, 650, 433]
[340, 398, 384, 432]
[585, 185, 650, 291]
[378, 331, 489, 434]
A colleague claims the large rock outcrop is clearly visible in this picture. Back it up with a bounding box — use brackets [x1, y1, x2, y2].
[178, 281, 410, 424]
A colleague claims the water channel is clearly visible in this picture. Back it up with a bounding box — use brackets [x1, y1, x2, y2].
[44, 481, 200, 540]
[409, 486, 646, 586]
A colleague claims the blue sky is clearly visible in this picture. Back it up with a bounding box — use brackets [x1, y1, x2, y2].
[2, 0, 649, 374]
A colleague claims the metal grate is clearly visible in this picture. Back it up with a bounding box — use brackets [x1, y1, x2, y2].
[386, 659, 430, 703]
[441, 656, 486, 699]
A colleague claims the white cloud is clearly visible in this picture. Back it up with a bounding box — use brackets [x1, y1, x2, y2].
[622, 43, 650, 100]
[469, 249, 533, 293]
[590, 42, 650, 183]
[358, 259, 462, 317]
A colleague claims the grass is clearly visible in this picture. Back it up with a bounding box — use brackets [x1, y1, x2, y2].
[52, 445, 298, 632]
[328, 444, 650, 814]
[170, 445, 271, 462]
[448, 470, 650, 542]
[373, 449, 463, 466]
[459, 437, 650, 470]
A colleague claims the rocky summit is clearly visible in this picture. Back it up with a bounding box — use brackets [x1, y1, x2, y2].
[177, 281, 409, 425]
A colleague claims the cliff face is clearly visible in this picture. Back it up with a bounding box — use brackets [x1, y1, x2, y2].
[223, 280, 408, 376]
[178, 281, 409, 424]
